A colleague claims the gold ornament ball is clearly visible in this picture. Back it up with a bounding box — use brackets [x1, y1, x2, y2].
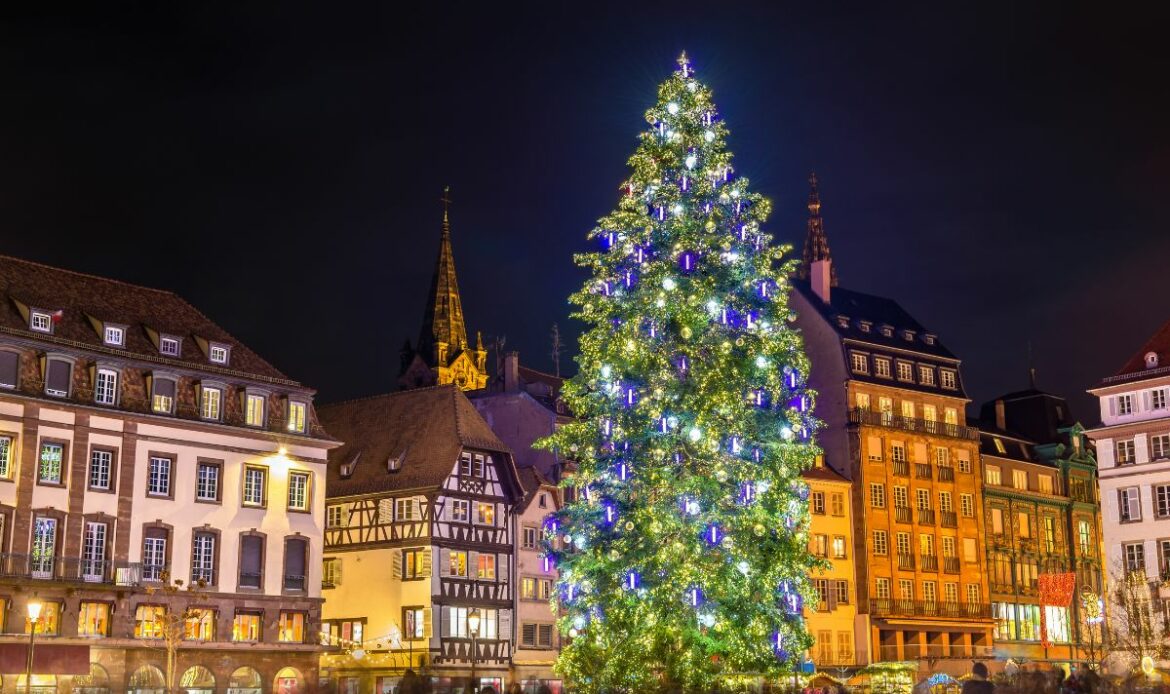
[754, 524, 765, 536]
[681, 326, 693, 340]
[624, 521, 635, 531]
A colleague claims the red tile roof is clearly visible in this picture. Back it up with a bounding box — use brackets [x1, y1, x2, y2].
[1107, 317, 1170, 384]
[0, 254, 294, 384]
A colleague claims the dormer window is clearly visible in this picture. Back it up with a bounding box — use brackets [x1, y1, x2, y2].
[837, 316, 850, 329]
[850, 352, 869, 374]
[245, 393, 266, 427]
[538, 493, 549, 509]
[103, 326, 124, 347]
[858, 321, 872, 333]
[902, 330, 916, 342]
[208, 343, 229, 365]
[159, 336, 181, 357]
[874, 358, 892, 379]
[923, 334, 937, 346]
[30, 311, 53, 333]
[94, 368, 119, 405]
[896, 361, 914, 382]
[880, 325, 894, 338]
[387, 455, 401, 472]
[44, 357, 72, 398]
[1146, 352, 1160, 369]
[287, 401, 307, 434]
[918, 365, 936, 386]
[340, 452, 361, 478]
[940, 369, 957, 390]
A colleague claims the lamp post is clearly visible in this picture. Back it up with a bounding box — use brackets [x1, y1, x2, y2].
[467, 609, 481, 694]
[26, 600, 42, 694]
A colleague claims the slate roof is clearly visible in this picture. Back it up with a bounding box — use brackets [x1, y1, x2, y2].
[517, 465, 558, 512]
[801, 464, 850, 484]
[793, 281, 956, 360]
[971, 419, 1040, 464]
[319, 385, 517, 499]
[0, 254, 294, 384]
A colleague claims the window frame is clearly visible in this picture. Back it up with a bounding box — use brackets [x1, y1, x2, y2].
[288, 470, 312, 513]
[244, 391, 267, 428]
[287, 400, 308, 433]
[208, 343, 231, 365]
[30, 310, 53, 333]
[146, 453, 175, 499]
[150, 374, 178, 415]
[36, 438, 68, 487]
[0, 433, 14, 480]
[199, 384, 224, 422]
[159, 335, 181, 357]
[43, 356, 73, 398]
[77, 600, 112, 638]
[242, 464, 269, 508]
[194, 459, 223, 504]
[93, 367, 120, 406]
[102, 324, 125, 347]
[87, 446, 117, 493]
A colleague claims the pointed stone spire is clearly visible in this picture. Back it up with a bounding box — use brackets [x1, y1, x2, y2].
[417, 186, 469, 367]
[798, 173, 838, 303]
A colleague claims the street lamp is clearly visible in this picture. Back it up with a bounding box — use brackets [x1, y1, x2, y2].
[467, 609, 481, 694]
[26, 600, 42, 694]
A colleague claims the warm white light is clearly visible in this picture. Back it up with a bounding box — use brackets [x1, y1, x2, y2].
[704, 130, 715, 142]
[468, 609, 481, 637]
[27, 600, 42, 621]
[662, 277, 676, 291]
[688, 427, 702, 442]
[685, 154, 697, 169]
[666, 102, 679, 115]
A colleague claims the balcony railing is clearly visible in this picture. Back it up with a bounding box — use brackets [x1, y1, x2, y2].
[920, 555, 939, 572]
[897, 553, 916, 571]
[938, 466, 955, 482]
[877, 644, 995, 661]
[0, 554, 144, 586]
[915, 464, 933, 480]
[918, 508, 936, 525]
[944, 557, 961, 574]
[870, 599, 992, 619]
[941, 511, 957, 527]
[284, 574, 306, 591]
[850, 408, 979, 440]
[894, 506, 912, 523]
[892, 460, 910, 477]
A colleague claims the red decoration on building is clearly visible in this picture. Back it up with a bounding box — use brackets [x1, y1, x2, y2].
[1038, 572, 1077, 648]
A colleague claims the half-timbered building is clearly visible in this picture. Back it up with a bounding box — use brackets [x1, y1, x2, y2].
[317, 385, 524, 694]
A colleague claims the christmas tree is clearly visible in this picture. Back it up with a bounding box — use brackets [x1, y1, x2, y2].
[542, 54, 820, 692]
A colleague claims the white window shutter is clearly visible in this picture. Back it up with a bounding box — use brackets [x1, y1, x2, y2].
[413, 497, 421, 521]
[379, 498, 394, 524]
[498, 554, 509, 584]
[441, 606, 451, 637]
[1109, 397, 1117, 416]
[421, 548, 432, 578]
[499, 608, 512, 639]
[1130, 490, 1142, 521]
[423, 607, 432, 638]
[440, 548, 451, 577]
[469, 551, 479, 579]
[391, 549, 402, 579]
[1144, 391, 1152, 410]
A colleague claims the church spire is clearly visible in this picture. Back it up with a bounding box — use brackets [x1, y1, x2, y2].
[417, 186, 469, 366]
[798, 172, 838, 286]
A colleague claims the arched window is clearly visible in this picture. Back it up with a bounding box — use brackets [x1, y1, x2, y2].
[273, 667, 303, 694]
[72, 663, 110, 694]
[180, 666, 215, 694]
[127, 665, 165, 694]
[228, 667, 263, 694]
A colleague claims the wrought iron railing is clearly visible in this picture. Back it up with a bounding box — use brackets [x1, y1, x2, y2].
[849, 408, 979, 440]
[0, 554, 143, 585]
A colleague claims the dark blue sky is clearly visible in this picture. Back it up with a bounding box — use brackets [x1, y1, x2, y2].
[2, 3, 1167, 422]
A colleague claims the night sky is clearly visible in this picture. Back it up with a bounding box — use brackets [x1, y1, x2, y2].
[2, 3, 1167, 423]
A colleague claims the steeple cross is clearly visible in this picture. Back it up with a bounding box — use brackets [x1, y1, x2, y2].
[440, 185, 452, 221]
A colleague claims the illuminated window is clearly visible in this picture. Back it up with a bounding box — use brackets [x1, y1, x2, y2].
[476, 502, 495, 525]
[944, 582, 958, 603]
[404, 608, 426, 639]
[184, 608, 216, 641]
[985, 465, 1002, 486]
[232, 611, 262, 642]
[940, 370, 957, 389]
[923, 404, 937, 422]
[1017, 512, 1031, 538]
[992, 438, 1007, 455]
[916, 489, 931, 510]
[402, 548, 428, 579]
[856, 392, 871, 409]
[521, 577, 536, 599]
[200, 386, 222, 420]
[901, 401, 915, 420]
[991, 508, 1004, 535]
[832, 536, 847, 559]
[918, 365, 935, 385]
[1044, 517, 1056, 553]
[850, 352, 868, 374]
[38, 442, 64, 484]
[1038, 475, 1053, 494]
[967, 584, 981, 604]
[278, 612, 305, 643]
[152, 377, 176, 414]
[477, 553, 496, 580]
[896, 362, 913, 382]
[811, 491, 825, 514]
[1, 435, 19, 479]
[935, 448, 950, 466]
[1078, 521, 1092, 555]
[78, 602, 110, 638]
[287, 401, 307, 433]
[323, 557, 341, 587]
[448, 550, 468, 577]
[135, 605, 166, 639]
[942, 537, 956, 557]
[830, 493, 845, 516]
[874, 358, 891, 378]
[812, 534, 827, 557]
[246, 394, 266, 427]
[1013, 469, 1028, 490]
[922, 581, 937, 603]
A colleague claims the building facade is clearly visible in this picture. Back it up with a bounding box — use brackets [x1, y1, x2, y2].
[1086, 318, 1170, 665]
[802, 458, 863, 673]
[789, 178, 993, 679]
[398, 191, 488, 392]
[976, 389, 1103, 670]
[511, 469, 560, 693]
[317, 386, 524, 694]
[0, 255, 334, 693]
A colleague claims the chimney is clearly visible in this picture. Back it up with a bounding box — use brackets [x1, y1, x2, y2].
[995, 399, 1006, 431]
[504, 351, 520, 393]
[811, 259, 832, 304]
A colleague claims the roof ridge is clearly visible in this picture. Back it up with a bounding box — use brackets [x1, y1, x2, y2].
[319, 383, 458, 410]
[0, 254, 177, 297]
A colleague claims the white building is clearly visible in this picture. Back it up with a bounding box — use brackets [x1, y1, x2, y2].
[0, 254, 335, 694]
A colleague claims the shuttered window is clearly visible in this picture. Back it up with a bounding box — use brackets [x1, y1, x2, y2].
[283, 537, 307, 591]
[0, 351, 18, 388]
[239, 535, 263, 589]
[45, 359, 71, 397]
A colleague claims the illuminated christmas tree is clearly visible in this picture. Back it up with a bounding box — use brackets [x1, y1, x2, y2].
[542, 53, 819, 692]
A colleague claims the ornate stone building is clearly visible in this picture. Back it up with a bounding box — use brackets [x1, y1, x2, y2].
[975, 387, 1102, 671]
[0, 255, 335, 694]
[399, 190, 488, 392]
[789, 176, 993, 679]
